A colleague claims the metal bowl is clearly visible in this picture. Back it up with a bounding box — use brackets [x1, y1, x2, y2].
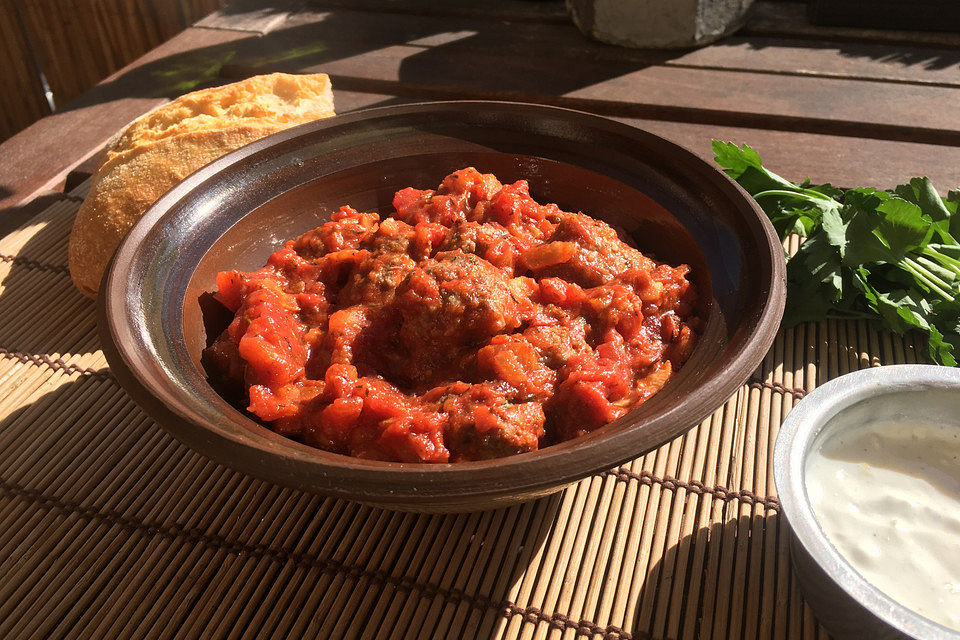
[774, 364, 960, 640]
[99, 100, 785, 512]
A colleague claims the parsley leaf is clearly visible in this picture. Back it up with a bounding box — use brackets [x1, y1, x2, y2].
[713, 140, 960, 366]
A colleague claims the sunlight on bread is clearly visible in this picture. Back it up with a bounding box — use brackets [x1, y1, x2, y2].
[68, 72, 335, 299]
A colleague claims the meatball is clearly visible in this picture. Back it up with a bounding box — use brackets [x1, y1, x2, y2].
[522, 325, 591, 369]
[398, 251, 529, 346]
[317, 305, 402, 380]
[363, 217, 414, 255]
[392, 168, 503, 227]
[534, 213, 653, 287]
[432, 382, 545, 461]
[440, 221, 509, 255]
[339, 252, 417, 306]
[438, 167, 503, 205]
[440, 221, 532, 273]
[396, 251, 533, 383]
[302, 365, 450, 463]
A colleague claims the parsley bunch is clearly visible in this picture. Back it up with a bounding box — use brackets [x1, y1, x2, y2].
[713, 140, 960, 366]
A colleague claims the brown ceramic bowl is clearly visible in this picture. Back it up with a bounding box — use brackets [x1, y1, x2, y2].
[99, 101, 785, 512]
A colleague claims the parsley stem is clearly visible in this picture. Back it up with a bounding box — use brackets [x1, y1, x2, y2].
[922, 246, 960, 277]
[900, 258, 954, 301]
[752, 189, 838, 209]
[928, 243, 960, 256]
[916, 255, 959, 282]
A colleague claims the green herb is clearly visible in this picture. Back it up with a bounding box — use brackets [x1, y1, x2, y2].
[712, 140, 960, 366]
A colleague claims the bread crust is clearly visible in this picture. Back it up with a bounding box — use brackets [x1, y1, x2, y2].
[68, 73, 334, 298]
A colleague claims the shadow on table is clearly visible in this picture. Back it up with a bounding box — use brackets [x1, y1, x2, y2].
[833, 45, 960, 71]
[0, 244, 563, 636]
[39, 4, 957, 125]
[0, 199, 99, 357]
[630, 510, 822, 640]
[0, 369, 562, 638]
[47, 7, 684, 117]
[720, 35, 960, 72]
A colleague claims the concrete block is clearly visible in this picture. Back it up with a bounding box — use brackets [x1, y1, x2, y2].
[567, 0, 755, 49]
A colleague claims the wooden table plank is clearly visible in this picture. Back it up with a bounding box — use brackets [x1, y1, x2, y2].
[195, 0, 309, 34]
[4, 0, 960, 219]
[305, 0, 569, 23]
[215, 8, 960, 87]
[57, 91, 960, 197]
[746, 1, 960, 48]
[308, 0, 960, 49]
[214, 12, 960, 146]
[618, 118, 960, 190]
[672, 37, 960, 88]
[333, 92, 960, 190]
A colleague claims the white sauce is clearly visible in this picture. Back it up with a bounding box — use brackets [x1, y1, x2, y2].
[806, 419, 960, 631]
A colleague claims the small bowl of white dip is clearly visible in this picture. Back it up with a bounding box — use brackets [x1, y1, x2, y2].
[774, 364, 960, 640]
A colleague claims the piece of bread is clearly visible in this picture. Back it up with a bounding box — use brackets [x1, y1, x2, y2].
[68, 72, 335, 299]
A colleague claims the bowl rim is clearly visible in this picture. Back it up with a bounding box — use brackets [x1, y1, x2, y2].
[773, 364, 960, 639]
[100, 99, 786, 503]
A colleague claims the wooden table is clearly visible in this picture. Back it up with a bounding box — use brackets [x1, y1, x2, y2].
[3, 0, 960, 231]
[0, 2, 957, 639]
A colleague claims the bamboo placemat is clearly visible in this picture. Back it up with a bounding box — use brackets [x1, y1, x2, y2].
[0, 184, 925, 640]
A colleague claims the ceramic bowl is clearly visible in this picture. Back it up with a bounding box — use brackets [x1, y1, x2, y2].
[99, 101, 785, 511]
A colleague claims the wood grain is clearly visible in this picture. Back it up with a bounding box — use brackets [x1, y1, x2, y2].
[0, 0, 233, 144]
[195, 0, 307, 34]
[214, 8, 960, 146]
[746, 0, 960, 48]
[305, 0, 570, 23]
[0, 26, 249, 215]
[5, 0, 960, 214]
[0, 0, 50, 140]
[246, 8, 960, 87]
[620, 118, 960, 190]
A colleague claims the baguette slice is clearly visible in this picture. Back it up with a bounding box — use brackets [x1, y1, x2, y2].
[68, 72, 335, 299]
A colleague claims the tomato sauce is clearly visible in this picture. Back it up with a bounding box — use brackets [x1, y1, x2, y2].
[204, 168, 700, 462]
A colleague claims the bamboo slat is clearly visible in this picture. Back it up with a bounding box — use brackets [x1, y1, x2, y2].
[0, 187, 928, 639]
